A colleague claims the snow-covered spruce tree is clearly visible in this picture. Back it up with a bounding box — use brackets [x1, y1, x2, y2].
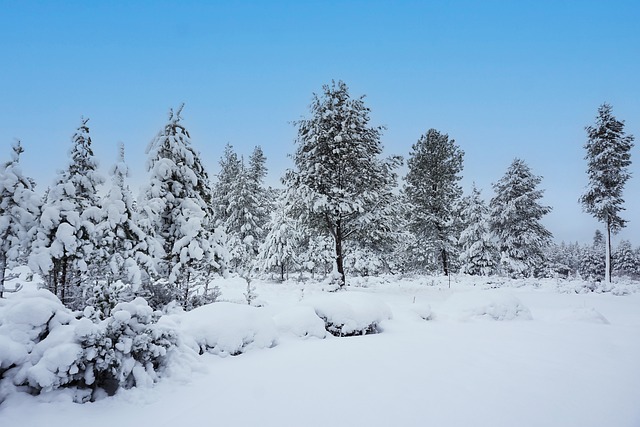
[283, 81, 402, 287]
[248, 145, 271, 236]
[298, 234, 335, 278]
[0, 141, 40, 297]
[545, 241, 582, 278]
[213, 143, 241, 226]
[90, 143, 163, 315]
[458, 184, 497, 276]
[579, 103, 634, 283]
[489, 158, 552, 278]
[219, 146, 270, 278]
[579, 231, 606, 281]
[613, 239, 638, 278]
[404, 129, 464, 275]
[344, 192, 405, 276]
[30, 118, 105, 308]
[256, 194, 299, 281]
[141, 105, 224, 308]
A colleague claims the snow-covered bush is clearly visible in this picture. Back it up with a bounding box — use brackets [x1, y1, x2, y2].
[0, 290, 182, 403]
[556, 307, 609, 324]
[440, 291, 532, 321]
[174, 302, 278, 356]
[272, 306, 327, 339]
[303, 292, 392, 336]
[411, 303, 434, 321]
[76, 298, 179, 393]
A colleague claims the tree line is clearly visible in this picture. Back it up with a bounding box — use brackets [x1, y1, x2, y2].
[0, 81, 635, 311]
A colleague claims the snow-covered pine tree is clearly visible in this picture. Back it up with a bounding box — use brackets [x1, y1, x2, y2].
[298, 234, 335, 279]
[91, 143, 163, 312]
[458, 184, 497, 276]
[0, 141, 40, 297]
[221, 155, 265, 276]
[213, 143, 241, 226]
[545, 241, 582, 278]
[578, 231, 606, 281]
[283, 80, 401, 286]
[248, 145, 271, 245]
[30, 118, 105, 308]
[141, 105, 224, 308]
[579, 103, 634, 283]
[256, 194, 299, 281]
[345, 191, 405, 276]
[612, 239, 638, 278]
[489, 158, 552, 278]
[404, 129, 464, 275]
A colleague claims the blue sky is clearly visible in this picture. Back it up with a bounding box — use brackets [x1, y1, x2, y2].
[1, 0, 639, 244]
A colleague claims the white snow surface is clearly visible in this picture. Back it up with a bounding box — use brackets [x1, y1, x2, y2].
[1, 274, 640, 427]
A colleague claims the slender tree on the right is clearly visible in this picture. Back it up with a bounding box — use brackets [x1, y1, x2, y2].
[579, 103, 634, 283]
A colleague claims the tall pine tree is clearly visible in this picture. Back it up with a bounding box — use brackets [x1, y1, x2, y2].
[489, 158, 552, 278]
[404, 129, 464, 274]
[284, 80, 401, 286]
[30, 118, 105, 307]
[579, 103, 634, 283]
[141, 105, 225, 307]
[93, 143, 162, 300]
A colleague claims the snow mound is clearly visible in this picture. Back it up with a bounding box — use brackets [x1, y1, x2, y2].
[411, 303, 434, 320]
[272, 306, 327, 339]
[303, 292, 392, 336]
[557, 307, 610, 324]
[178, 302, 278, 356]
[441, 291, 532, 321]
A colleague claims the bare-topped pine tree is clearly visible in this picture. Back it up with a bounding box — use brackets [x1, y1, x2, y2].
[579, 103, 634, 283]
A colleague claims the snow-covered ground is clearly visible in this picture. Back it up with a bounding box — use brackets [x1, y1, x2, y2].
[1, 274, 639, 427]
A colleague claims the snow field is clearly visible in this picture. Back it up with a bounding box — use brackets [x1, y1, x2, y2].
[1, 275, 639, 427]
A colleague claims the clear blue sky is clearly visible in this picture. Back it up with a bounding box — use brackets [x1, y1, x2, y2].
[1, 0, 639, 244]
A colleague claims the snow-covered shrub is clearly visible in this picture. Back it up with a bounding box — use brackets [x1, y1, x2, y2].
[272, 306, 327, 339]
[183, 285, 222, 311]
[86, 280, 132, 318]
[411, 303, 434, 321]
[556, 307, 609, 324]
[176, 302, 278, 356]
[303, 292, 392, 336]
[76, 298, 179, 394]
[440, 291, 532, 321]
[0, 289, 74, 401]
[0, 290, 181, 402]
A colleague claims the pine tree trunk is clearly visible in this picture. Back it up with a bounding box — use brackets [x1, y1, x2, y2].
[441, 248, 449, 276]
[280, 264, 284, 282]
[60, 258, 68, 306]
[605, 220, 612, 283]
[335, 220, 346, 287]
[0, 251, 6, 298]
